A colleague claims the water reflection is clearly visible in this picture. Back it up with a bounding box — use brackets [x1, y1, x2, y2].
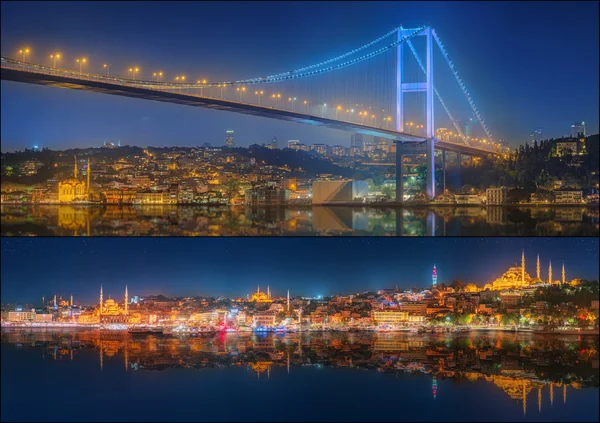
[1, 205, 598, 236]
[2, 330, 597, 422]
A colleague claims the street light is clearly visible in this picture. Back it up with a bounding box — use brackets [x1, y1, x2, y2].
[129, 67, 139, 81]
[254, 90, 264, 106]
[336, 105, 342, 120]
[50, 53, 61, 68]
[321, 103, 327, 118]
[303, 100, 308, 114]
[288, 97, 297, 111]
[236, 86, 246, 102]
[103, 64, 112, 77]
[175, 75, 186, 92]
[153, 71, 163, 82]
[271, 93, 281, 108]
[386, 116, 392, 129]
[19, 48, 30, 69]
[76, 57, 87, 75]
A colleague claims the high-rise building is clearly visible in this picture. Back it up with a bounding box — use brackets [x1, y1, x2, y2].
[225, 130, 235, 147]
[271, 137, 278, 149]
[288, 140, 300, 149]
[570, 122, 585, 138]
[530, 128, 543, 142]
[350, 133, 364, 150]
[432, 265, 437, 287]
[464, 118, 474, 139]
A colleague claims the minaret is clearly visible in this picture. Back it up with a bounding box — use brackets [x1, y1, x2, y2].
[70, 295, 73, 307]
[86, 158, 91, 195]
[432, 265, 437, 287]
[287, 289, 290, 312]
[562, 263, 565, 285]
[53, 295, 57, 308]
[42, 296, 45, 307]
[99, 284, 103, 316]
[548, 261, 552, 285]
[267, 285, 271, 300]
[257, 285, 260, 294]
[73, 155, 78, 179]
[536, 254, 541, 280]
[124, 285, 128, 315]
[521, 249, 525, 286]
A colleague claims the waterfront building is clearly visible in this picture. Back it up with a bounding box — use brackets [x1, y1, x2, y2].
[252, 311, 277, 328]
[372, 310, 409, 326]
[245, 185, 290, 205]
[7, 310, 36, 322]
[486, 187, 509, 205]
[311, 180, 368, 204]
[553, 190, 583, 204]
[58, 156, 88, 202]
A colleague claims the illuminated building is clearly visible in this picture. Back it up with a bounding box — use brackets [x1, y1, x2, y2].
[432, 265, 437, 287]
[491, 250, 533, 290]
[570, 121, 585, 138]
[58, 156, 88, 202]
[225, 130, 235, 147]
[250, 285, 272, 303]
[252, 311, 276, 328]
[562, 263, 565, 285]
[548, 261, 553, 285]
[372, 310, 409, 326]
[350, 133, 363, 150]
[530, 128, 543, 142]
[536, 254, 541, 281]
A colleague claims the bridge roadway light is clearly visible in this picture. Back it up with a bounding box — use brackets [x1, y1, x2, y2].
[50, 53, 61, 68]
[129, 67, 139, 81]
[18, 48, 30, 69]
[254, 90, 264, 106]
[336, 105, 342, 120]
[303, 100, 308, 114]
[236, 86, 246, 102]
[153, 71, 163, 82]
[103, 64, 112, 77]
[76, 57, 87, 75]
[321, 104, 327, 118]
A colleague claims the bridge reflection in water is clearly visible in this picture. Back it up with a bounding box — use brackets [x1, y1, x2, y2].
[1, 205, 598, 236]
[2, 329, 598, 419]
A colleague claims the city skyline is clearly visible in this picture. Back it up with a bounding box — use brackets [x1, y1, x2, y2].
[1, 238, 597, 304]
[1, 1, 599, 152]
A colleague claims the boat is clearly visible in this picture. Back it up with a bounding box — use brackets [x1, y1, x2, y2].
[128, 326, 164, 335]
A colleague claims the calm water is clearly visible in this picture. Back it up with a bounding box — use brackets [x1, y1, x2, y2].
[1, 330, 598, 422]
[1, 205, 598, 236]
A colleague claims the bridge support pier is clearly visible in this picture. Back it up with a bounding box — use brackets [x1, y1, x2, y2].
[395, 143, 404, 204]
[426, 138, 435, 200]
[457, 152, 462, 170]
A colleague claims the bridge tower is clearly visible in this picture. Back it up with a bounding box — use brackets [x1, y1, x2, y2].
[395, 26, 435, 202]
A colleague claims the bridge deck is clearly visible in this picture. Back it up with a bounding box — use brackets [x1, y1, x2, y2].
[1, 64, 496, 156]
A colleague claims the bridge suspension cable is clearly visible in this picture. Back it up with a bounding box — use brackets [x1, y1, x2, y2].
[432, 29, 494, 142]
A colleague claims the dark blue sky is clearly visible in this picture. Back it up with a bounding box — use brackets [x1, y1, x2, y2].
[1, 238, 597, 305]
[1, 1, 598, 152]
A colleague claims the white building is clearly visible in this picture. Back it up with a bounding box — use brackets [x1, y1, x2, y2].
[312, 180, 369, 204]
[486, 187, 509, 205]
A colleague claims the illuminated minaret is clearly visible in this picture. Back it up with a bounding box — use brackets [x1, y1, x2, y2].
[432, 265, 437, 287]
[73, 155, 78, 179]
[548, 261, 552, 285]
[536, 254, 541, 280]
[287, 289, 290, 312]
[124, 285, 128, 315]
[267, 285, 271, 300]
[53, 295, 57, 309]
[42, 296, 45, 307]
[561, 263, 565, 285]
[99, 284, 103, 316]
[86, 158, 91, 195]
[521, 249, 525, 286]
[70, 295, 73, 307]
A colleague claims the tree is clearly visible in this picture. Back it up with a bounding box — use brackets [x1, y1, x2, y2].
[225, 178, 241, 198]
[450, 280, 466, 291]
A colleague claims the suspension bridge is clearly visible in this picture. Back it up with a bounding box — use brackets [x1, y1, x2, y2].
[1, 26, 503, 201]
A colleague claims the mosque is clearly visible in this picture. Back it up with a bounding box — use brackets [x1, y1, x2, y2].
[58, 156, 90, 202]
[78, 285, 135, 324]
[250, 285, 273, 303]
[487, 250, 566, 291]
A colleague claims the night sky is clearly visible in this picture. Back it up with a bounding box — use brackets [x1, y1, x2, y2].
[1, 1, 598, 152]
[1, 238, 597, 305]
